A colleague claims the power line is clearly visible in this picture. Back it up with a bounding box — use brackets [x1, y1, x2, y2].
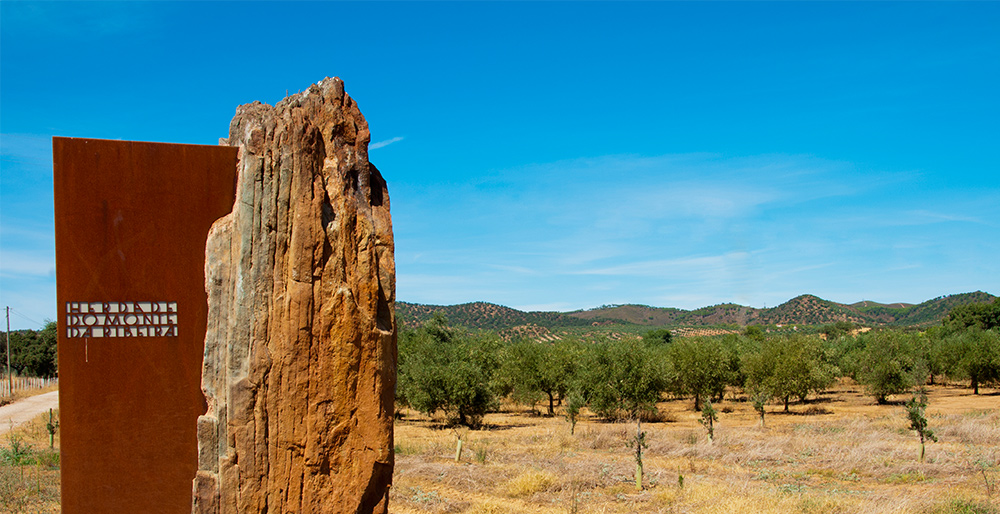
[9, 307, 46, 329]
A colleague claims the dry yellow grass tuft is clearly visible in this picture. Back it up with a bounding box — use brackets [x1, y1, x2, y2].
[505, 469, 558, 497]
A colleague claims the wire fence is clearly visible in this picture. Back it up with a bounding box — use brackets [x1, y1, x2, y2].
[0, 376, 58, 398]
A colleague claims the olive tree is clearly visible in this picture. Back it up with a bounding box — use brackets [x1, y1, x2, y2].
[944, 329, 1000, 394]
[742, 334, 838, 412]
[855, 331, 926, 404]
[583, 337, 667, 421]
[397, 313, 501, 427]
[665, 337, 730, 410]
[499, 338, 579, 415]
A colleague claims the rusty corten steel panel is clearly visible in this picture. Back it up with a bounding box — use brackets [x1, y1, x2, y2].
[53, 137, 237, 514]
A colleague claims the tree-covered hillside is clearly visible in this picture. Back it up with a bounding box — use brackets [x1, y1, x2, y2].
[395, 301, 597, 331]
[395, 292, 997, 333]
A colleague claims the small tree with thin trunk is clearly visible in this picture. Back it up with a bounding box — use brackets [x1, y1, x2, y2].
[699, 400, 718, 442]
[905, 388, 937, 462]
[564, 391, 585, 435]
[747, 386, 769, 428]
[453, 427, 467, 462]
[627, 418, 649, 491]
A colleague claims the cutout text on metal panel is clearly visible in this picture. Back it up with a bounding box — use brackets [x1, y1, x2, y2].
[66, 301, 178, 337]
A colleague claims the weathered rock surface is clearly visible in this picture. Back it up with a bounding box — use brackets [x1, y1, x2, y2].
[193, 78, 396, 514]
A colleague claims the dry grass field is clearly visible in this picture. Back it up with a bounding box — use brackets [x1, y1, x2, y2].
[1, 383, 995, 513]
[0, 408, 61, 513]
[391, 382, 999, 514]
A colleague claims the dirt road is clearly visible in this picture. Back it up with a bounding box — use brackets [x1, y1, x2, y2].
[0, 390, 59, 435]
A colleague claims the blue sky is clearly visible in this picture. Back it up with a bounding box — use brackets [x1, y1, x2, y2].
[2, 2, 998, 329]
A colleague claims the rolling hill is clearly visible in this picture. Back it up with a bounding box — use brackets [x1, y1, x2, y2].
[395, 291, 996, 333]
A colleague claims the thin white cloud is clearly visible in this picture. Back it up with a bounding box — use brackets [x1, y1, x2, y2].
[0, 222, 55, 244]
[471, 152, 890, 233]
[394, 150, 998, 312]
[905, 210, 984, 225]
[370, 136, 404, 150]
[760, 262, 836, 282]
[0, 133, 53, 168]
[571, 252, 751, 277]
[0, 250, 56, 278]
[826, 202, 996, 229]
[487, 264, 539, 275]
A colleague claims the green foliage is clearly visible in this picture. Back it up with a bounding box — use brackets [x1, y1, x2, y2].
[819, 321, 855, 340]
[757, 295, 860, 326]
[0, 433, 33, 466]
[499, 338, 579, 415]
[699, 400, 718, 441]
[395, 302, 594, 331]
[742, 334, 838, 411]
[854, 331, 925, 404]
[665, 337, 732, 410]
[719, 334, 746, 398]
[747, 384, 770, 427]
[916, 330, 950, 385]
[884, 291, 997, 327]
[643, 328, 672, 346]
[943, 329, 1000, 394]
[824, 330, 867, 380]
[4, 322, 58, 378]
[498, 341, 544, 410]
[627, 419, 649, 490]
[904, 389, 937, 462]
[946, 297, 1000, 331]
[396, 305, 995, 438]
[397, 293, 998, 339]
[397, 313, 501, 427]
[564, 391, 585, 435]
[45, 409, 58, 450]
[743, 325, 765, 341]
[583, 337, 667, 420]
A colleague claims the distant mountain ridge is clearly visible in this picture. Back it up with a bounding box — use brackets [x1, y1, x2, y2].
[396, 291, 996, 332]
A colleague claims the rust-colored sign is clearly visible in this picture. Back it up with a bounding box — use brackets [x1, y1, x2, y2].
[53, 137, 237, 513]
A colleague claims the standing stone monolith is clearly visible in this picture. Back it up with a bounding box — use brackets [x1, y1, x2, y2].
[193, 78, 396, 514]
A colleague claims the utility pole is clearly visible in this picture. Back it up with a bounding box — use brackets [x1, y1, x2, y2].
[5, 306, 11, 399]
